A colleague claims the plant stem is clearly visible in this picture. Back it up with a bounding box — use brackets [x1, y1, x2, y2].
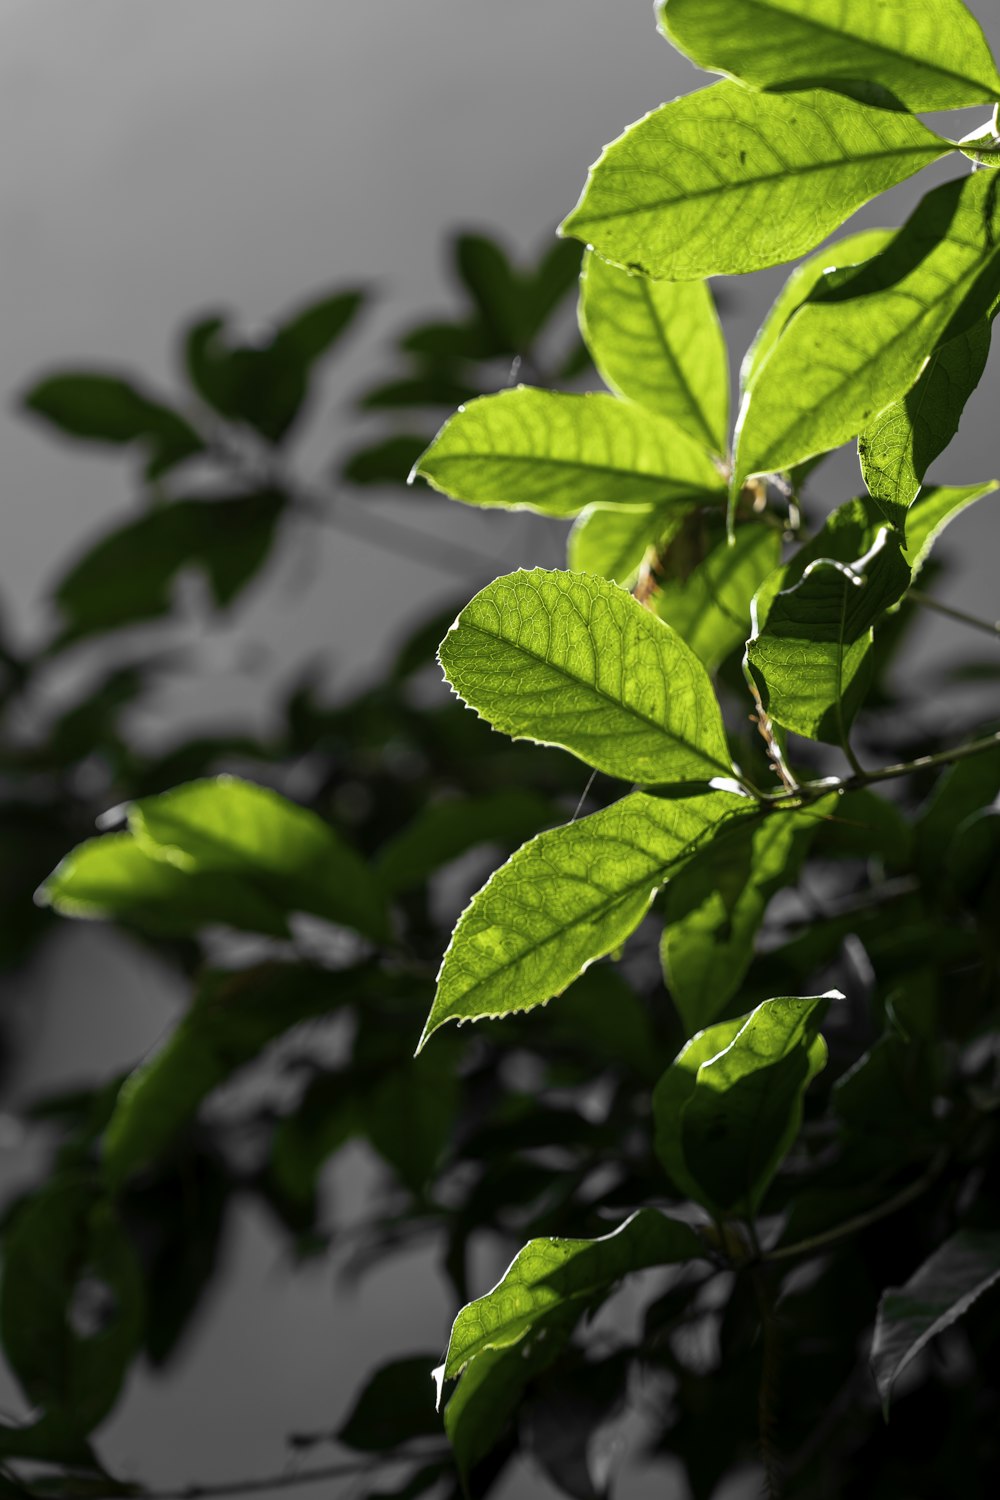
[132, 1454, 443, 1500]
[764, 1153, 946, 1264]
[761, 729, 1000, 810]
[909, 588, 1000, 640]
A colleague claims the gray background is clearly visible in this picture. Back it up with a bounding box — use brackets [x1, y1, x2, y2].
[1, 3, 999, 1496]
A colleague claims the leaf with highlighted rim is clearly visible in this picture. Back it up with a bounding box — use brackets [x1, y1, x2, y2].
[658, 0, 1000, 113]
[860, 318, 995, 528]
[747, 529, 911, 745]
[872, 1231, 1000, 1417]
[735, 173, 1000, 489]
[438, 569, 733, 785]
[653, 523, 782, 673]
[560, 82, 949, 282]
[439, 1209, 704, 1382]
[579, 250, 728, 454]
[418, 788, 752, 1050]
[904, 481, 1000, 576]
[567, 504, 680, 585]
[413, 387, 724, 518]
[654, 993, 834, 1216]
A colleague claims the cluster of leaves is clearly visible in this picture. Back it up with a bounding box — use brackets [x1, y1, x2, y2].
[4, 2, 1000, 1497]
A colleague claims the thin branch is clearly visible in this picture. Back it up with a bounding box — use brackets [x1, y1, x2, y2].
[908, 588, 1000, 641]
[299, 493, 498, 580]
[764, 1153, 946, 1264]
[762, 729, 1000, 809]
[133, 1455, 414, 1500]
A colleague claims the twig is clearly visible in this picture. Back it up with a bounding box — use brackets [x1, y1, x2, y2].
[133, 1456, 398, 1500]
[909, 588, 1000, 641]
[764, 1153, 946, 1264]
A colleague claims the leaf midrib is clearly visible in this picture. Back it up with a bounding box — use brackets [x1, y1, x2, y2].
[638, 277, 722, 455]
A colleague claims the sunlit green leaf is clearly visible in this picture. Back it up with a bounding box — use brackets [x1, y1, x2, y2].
[653, 994, 834, 1216]
[662, 805, 826, 1036]
[439, 569, 733, 784]
[860, 319, 994, 527]
[746, 529, 911, 744]
[560, 83, 948, 281]
[735, 173, 1000, 487]
[413, 388, 725, 518]
[903, 481, 1000, 576]
[872, 1231, 1000, 1416]
[440, 1209, 703, 1381]
[419, 788, 752, 1049]
[652, 523, 782, 673]
[579, 251, 728, 454]
[659, 0, 1000, 112]
[567, 504, 677, 585]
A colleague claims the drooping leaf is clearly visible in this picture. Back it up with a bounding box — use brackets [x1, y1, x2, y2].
[872, 1231, 1000, 1416]
[337, 1356, 442, 1452]
[560, 82, 949, 282]
[903, 481, 1000, 576]
[342, 434, 430, 486]
[740, 229, 895, 396]
[860, 318, 995, 527]
[0, 1178, 144, 1441]
[752, 496, 879, 629]
[652, 523, 782, 673]
[567, 504, 677, 585]
[746, 529, 911, 745]
[376, 790, 554, 894]
[51, 492, 286, 646]
[662, 805, 825, 1036]
[23, 373, 203, 479]
[440, 1209, 703, 1382]
[413, 388, 725, 518]
[734, 173, 1000, 487]
[658, 0, 1000, 112]
[102, 964, 352, 1186]
[914, 745, 1000, 884]
[418, 788, 752, 1049]
[438, 569, 734, 784]
[579, 251, 728, 455]
[653, 994, 834, 1217]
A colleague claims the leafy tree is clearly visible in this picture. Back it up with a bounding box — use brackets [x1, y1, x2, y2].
[3, 2, 1000, 1497]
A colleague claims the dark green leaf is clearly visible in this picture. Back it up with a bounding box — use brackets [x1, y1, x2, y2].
[342, 435, 430, 486]
[872, 1231, 1000, 1416]
[560, 83, 948, 281]
[438, 569, 734, 784]
[338, 1356, 442, 1452]
[376, 790, 553, 894]
[23, 373, 203, 480]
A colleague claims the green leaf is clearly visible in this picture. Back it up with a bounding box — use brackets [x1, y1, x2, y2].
[342, 434, 429, 486]
[337, 1356, 442, 1452]
[51, 492, 285, 646]
[360, 373, 482, 411]
[860, 319, 994, 527]
[872, 1231, 1000, 1417]
[440, 1209, 703, 1381]
[658, 0, 1000, 112]
[438, 569, 734, 784]
[23, 373, 203, 479]
[102, 964, 351, 1186]
[567, 504, 677, 585]
[652, 523, 782, 673]
[752, 496, 878, 629]
[579, 251, 728, 455]
[734, 173, 1000, 487]
[376, 790, 553, 894]
[560, 82, 948, 281]
[413, 388, 725, 518]
[419, 787, 752, 1049]
[740, 229, 895, 397]
[0, 1178, 143, 1440]
[653, 993, 834, 1216]
[39, 776, 387, 943]
[746, 528, 911, 744]
[662, 806, 825, 1036]
[903, 481, 1000, 576]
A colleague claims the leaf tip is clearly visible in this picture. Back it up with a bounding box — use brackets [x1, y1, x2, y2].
[431, 1359, 446, 1411]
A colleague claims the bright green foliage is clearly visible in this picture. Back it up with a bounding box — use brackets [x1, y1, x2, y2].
[662, 805, 826, 1036]
[652, 523, 782, 672]
[440, 1209, 703, 1380]
[39, 775, 387, 943]
[872, 1231, 1000, 1417]
[579, 250, 729, 455]
[741, 229, 895, 395]
[860, 319, 994, 527]
[418, 788, 751, 1049]
[438, 569, 733, 784]
[567, 503, 678, 584]
[653, 994, 833, 1217]
[0, 1178, 144, 1450]
[747, 530, 911, 745]
[735, 173, 1000, 486]
[903, 481, 1000, 576]
[659, 0, 1000, 112]
[560, 83, 949, 281]
[413, 387, 724, 517]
